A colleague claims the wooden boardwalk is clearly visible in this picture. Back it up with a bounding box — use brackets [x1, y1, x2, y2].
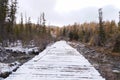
[5, 41, 105, 80]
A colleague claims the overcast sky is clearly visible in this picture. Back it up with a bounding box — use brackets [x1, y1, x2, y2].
[17, 0, 120, 27]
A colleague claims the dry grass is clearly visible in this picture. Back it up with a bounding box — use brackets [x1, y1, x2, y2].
[87, 45, 120, 57]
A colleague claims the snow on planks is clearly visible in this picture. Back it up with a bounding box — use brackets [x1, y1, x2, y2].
[5, 41, 105, 80]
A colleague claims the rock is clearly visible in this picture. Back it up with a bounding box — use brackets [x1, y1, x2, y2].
[93, 63, 99, 70]
[0, 72, 11, 78]
[31, 51, 39, 55]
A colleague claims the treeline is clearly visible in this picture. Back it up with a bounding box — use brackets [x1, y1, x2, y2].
[56, 8, 120, 53]
[14, 13, 52, 47]
[0, 0, 120, 52]
[0, 0, 52, 47]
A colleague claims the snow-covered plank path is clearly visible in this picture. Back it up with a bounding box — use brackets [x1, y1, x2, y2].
[5, 41, 105, 80]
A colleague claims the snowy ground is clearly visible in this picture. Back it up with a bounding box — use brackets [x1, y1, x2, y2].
[0, 62, 20, 73]
[0, 61, 20, 79]
[5, 45, 39, 54]
[4, 41, 105, 80]
[4, 40, 39, 54]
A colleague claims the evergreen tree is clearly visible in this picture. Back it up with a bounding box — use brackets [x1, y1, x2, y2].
[9, 0, 17, 25]
[113, 34, 120, 52]
[19, 13, 24, 39]
[110, 20, 116, 34]
[0, 0, 8, 41]
[20, 13, 23, 28]
[41, 12, 46, 33]
[28, 17, 32, 39]
[62, 27, 66, 36]
[7, 0, 17, 41]
[118, 11, 120, 31]
[98, 8, 106, 46]
[112, 11, 120, 53]
[69, 31, 74, 40]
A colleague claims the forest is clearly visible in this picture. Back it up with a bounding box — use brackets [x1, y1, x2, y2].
[0, 0, 120, 54]
[0, 0, 53, 49]
[0, 0, 120, 55]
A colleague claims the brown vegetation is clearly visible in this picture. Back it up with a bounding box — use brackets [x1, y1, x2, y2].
[54, 9, 120, 54]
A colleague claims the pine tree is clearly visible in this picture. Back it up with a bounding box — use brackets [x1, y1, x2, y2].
[0, 0, 8, 41]
[19, 13, 24, 39]
[113, 34, 120, 52]
[118, 11, 120, 32]
[112, 11, 120, 53]
[28, 17, 32, 39]
[62, 27, 66, 36]
[9, 0, 17, 25]
[41, 12, 46, 33]
[98, 8, 106, 46]
[69, 31, 73, 40]
[7, 0, 17, 41]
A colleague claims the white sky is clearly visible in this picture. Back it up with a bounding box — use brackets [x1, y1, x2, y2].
[55, 0, 119, 13]
[17, 0, 120, 26]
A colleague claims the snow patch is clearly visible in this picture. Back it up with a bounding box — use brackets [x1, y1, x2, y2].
[5, 46, 39, 54]
[5, 40, 39, 54]
[0, 62, 20, 76]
